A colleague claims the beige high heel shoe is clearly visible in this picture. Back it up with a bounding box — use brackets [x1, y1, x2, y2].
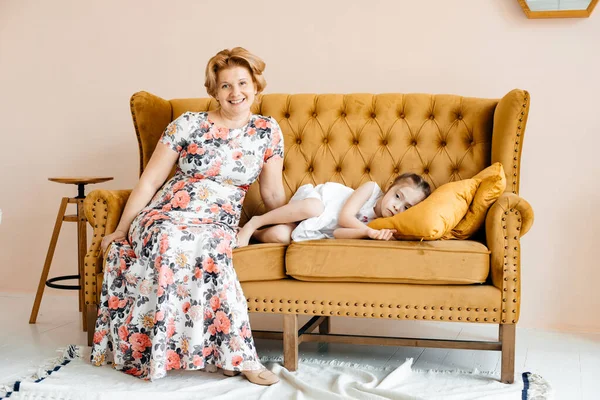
[203, 364, 218, 373]
[223, 368, 280, 386]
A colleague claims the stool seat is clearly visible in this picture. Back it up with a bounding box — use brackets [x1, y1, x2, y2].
[48, 176, 113, 185]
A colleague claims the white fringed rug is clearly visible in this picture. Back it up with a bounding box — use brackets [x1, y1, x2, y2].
[0, 345, 552, 400]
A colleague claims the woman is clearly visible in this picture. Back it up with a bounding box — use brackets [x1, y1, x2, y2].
[91, 47, 285, 386]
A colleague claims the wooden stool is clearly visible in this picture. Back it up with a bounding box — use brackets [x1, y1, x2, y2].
[29, 176, 113, 330]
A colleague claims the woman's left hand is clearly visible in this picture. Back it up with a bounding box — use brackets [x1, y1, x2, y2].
[236, 218, 258, 248]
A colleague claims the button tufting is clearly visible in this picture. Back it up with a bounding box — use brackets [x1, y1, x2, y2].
[394, 168, 399, 173]
[296, 139, 302, 144]
[441, 141, 447, 147]
[424, 168, 429, 174]
[323, 138, 328, 144]
[285, 113, 290, 118]
[365, 167, 371, 173]
[371, 113, 376, 118]
[457, 115, 463, 120]
[312, 112, 317, 117]
[341, 112, 346, 117]
[336, 167, 342, 172]
[429, 115, 434, 120]
[382, 140, 388, 145]
[353, 139, 359, 145]
[400, 113, 405, 118]
[308, 166, 314, 172]
[411, 140, 417, 146]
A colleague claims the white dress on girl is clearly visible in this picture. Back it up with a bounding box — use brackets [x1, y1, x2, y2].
[289, 182, 383, 242]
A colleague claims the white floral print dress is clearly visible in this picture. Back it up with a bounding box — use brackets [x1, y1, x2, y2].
[90, 112, 284, 381]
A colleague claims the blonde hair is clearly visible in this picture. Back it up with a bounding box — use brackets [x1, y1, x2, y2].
[204, 47, 267, 98]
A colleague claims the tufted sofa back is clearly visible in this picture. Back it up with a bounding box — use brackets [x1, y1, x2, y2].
[131, 90, 529, 225]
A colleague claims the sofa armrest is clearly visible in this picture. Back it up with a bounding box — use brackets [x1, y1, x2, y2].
[485, 192, 534, 323]
[491, 89, 530, 195]
[83, 189, 131, 306]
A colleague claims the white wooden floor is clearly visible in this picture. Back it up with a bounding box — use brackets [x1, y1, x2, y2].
[1, 292, 598, 399]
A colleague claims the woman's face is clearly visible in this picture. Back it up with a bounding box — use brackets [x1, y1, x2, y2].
[215, 66, 256, 117]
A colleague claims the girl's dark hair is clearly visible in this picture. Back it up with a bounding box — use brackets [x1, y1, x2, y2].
[390, 173, 431, 198]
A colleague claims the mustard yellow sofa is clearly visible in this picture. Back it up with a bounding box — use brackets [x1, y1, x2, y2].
[83, 89, 533, 383]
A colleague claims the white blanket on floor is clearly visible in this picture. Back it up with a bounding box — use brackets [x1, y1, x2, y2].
[3, 346, 552, 400]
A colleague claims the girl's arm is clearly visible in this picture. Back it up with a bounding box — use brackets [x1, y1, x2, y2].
[333, 227, 395, 240]
[333, 227, 368, 239]
[337, 181, 377, 229]
[333, 182, 395, 240]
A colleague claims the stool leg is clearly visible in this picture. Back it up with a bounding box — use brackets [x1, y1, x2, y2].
[77, 199, 87, 330]
[29, 197, 69, 324]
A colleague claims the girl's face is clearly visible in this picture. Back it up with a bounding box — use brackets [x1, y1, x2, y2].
[215, 66, 256, 118]
[379, 183, 426, 217]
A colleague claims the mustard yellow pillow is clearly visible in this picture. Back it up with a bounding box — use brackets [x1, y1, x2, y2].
[444, 163, 507, 240]
[367, 179, 480, 240]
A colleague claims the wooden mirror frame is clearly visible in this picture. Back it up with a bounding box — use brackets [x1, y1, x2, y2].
[518, 0, 598, 18]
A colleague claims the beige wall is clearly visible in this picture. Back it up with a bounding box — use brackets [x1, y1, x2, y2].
[1, 0, 599, 333]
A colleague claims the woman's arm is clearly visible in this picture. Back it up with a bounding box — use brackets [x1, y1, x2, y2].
[114, 143, 179, 233]
[258, 157, 286, 211]
[100, 142, 179, 252]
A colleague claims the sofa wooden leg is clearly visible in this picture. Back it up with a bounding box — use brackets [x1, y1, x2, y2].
[283, 313, 298, 371]
[500, 324, 516, 384]
[87, 304, 98, 347]
[318, 316, 330, 334]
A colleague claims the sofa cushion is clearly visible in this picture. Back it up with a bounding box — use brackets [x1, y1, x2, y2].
[242, 280, 502, 322]
[445, 162, 507, 239]
[367, 179, 480, 240]
[233, 243, 287, 282]
[285, 239, 490, 284]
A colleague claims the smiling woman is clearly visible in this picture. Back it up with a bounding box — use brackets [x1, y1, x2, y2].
[208, 67, 256, 129]
[89, 47, 285, 387]
[203, 48, 267, 130]
[205, 48, 266, 100]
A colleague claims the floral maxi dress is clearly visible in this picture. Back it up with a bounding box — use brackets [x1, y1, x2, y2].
[91, 112, 284, 380]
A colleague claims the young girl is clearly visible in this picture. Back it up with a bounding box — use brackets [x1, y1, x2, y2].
[236, 173, 431, 247]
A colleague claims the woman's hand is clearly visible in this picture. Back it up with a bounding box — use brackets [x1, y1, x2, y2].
[101, 229, 128, 253]
[367, 227, 397, 241]
[236, 217, 259, 248]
